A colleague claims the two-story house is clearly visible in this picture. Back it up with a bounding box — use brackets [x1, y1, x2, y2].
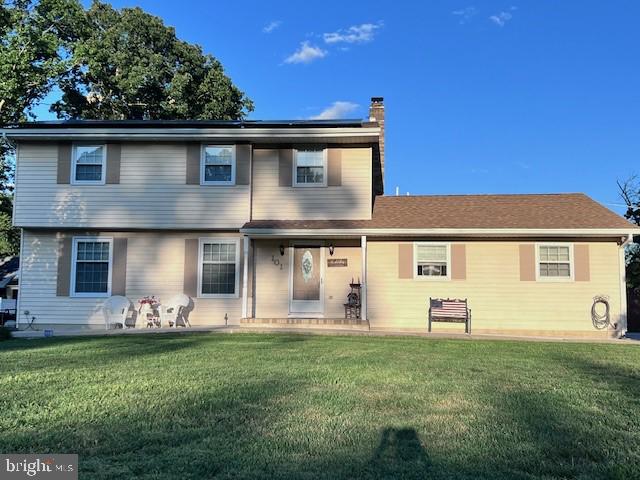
[2, 98, 637, 337]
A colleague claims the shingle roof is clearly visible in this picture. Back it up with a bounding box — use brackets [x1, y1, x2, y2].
[243, 193, 636, 231]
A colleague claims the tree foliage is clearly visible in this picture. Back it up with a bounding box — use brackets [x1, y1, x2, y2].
[618, 176, 640, 290]
[51, 1, 253, 120]
[0, 0, 254, 256]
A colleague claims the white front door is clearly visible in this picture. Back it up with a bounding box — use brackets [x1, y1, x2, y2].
[289, 245, 324, 315]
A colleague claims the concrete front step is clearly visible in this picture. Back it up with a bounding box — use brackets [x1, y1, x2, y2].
[240, 318, 370, 331]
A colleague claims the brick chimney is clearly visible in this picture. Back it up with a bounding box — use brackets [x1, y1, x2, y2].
[369, 97, 384, 195]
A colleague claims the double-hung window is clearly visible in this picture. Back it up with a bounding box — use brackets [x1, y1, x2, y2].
[71, 237, 113, 297]
[72, 145, 106, 185]
[293, 148, 327, 187]
[201, 145, 236, 185]
[537, 244, 573, 280]
[414, 243, 450, 279]
[198, 238, 240, 297]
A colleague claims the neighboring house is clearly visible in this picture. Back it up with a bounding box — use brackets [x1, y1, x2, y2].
[0, 256, 19, 299]
[1, 98, 638, 337]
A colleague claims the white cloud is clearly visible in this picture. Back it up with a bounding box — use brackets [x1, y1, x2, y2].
[284, 42, 327, 64]
[263, 20, 282, 33]
[452, 6, 477, 24]
[309, 101, 359, 120]
[489, 10, 513, 26]
[323, 22, 382, 44]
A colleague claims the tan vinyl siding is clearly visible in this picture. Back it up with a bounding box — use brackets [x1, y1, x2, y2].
[15, 143, 249, 229]
[20, 230, 247, 326]
[252, 147, 372, 220]
[367, 240, 622, 337]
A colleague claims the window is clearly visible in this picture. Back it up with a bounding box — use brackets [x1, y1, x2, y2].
[414, 243, 450, 280]
[293, 148, 327, 187]
[201, 145, 236, 185]
[198, 238, 240, 297]
[71, 237, 113, 297]
[537, 244, 573, 280]
[72, 145, 106, 184]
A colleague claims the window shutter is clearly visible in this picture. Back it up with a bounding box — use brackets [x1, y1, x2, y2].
[236, 144, 251, 185]
[56, 235, 72, 296]
[574, 244, 590, 281]
[105, 143, 121, 184]
[186, 143, 201, 185]
[398, 243, 414, 279]
[451, 244, 466, 280]
[111, 238, 128, 295]
[327, 148, 342, 186]
[278, 149, 293, 187]
[184, 239, 199, 297]
[57, 142, 72, 184]
[519, 244, 536, 281]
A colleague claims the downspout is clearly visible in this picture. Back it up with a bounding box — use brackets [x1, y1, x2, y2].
[618, 232, 635, 337]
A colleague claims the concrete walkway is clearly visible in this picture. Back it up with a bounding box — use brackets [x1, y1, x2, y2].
[10, 324, 640, 344]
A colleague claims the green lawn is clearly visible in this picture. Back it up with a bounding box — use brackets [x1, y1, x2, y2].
[1, 333, 639, 479]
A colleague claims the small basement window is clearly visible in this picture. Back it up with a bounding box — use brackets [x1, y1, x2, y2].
[72, 145, 106, 184]
[293, 148, 327, 187]
[414, 243, 450, 279]
[202, 145, 236, 185]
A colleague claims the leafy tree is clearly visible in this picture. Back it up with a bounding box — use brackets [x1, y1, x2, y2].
[618, 176, 640, 290]
[0, 0, 82, 255]
[0, 193, 19, 254]
[52, 1, 253, 120]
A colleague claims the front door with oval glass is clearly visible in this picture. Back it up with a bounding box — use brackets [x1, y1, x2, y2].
[289, 245, 324, 315]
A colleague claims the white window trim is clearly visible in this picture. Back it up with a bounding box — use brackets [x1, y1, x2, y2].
[293, 148, 328, 188]
[413, 242, 451, 281]
[70, 236, 113, 298]
[71, 144, 107, 185]
[201, 144, 236, 186]
[535, 242, 575, 282]
[197, 237, 241, 298]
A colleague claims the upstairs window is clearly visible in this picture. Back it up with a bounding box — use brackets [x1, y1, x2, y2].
[415, 243, 450, 279]
[538, 244, 573, 280]
[293, 148, 327, 187]
[71, 237, 113, 297]
[72, 145, 106, 185]
[202, 145, 235, 185]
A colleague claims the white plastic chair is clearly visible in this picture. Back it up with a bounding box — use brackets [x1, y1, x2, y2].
[159, 294, 191, 328]
[103, 296, 133, 330]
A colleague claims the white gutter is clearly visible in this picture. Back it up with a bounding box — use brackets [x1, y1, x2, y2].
[0, 126, 380, 141]
[240, 227, 640, 238]
[618, 231, 636, 337]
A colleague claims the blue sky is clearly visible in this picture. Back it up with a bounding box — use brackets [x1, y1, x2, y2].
[34, 1, 640, 214]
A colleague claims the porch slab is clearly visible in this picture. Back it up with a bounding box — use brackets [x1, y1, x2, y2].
[240, 317, 370, 331]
